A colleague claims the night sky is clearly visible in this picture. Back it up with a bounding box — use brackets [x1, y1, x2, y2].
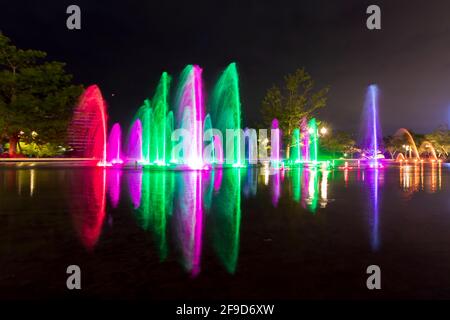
[1, 0, 450, 135]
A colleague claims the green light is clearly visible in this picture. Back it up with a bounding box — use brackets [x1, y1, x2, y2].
[211, 169, 242, 273]
[308, 118, 319, 163]
[210, 63, 243, 166]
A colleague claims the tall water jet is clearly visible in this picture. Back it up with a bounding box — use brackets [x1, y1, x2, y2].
[210, 63, 243, 167]
[300, 117, 310, 162]
[290, 128, 301, 164]
[133, 100, 152, 164]
[166, 111, 175, 163]
[175, 65, 205, 169]
[308, 118, 319, 163]
[151, 72, 172, 166]
[203, 114, 222, 164]
[360, 85, 383, 167]
[127, 119, 143, 162]
[107, 123, 123, 164]
[271, 119, 280, 168]
[68, 85, 108, 165]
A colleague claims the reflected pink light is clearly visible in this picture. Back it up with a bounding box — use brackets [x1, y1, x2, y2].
[70, 168, 107, 251]
[271, 171, 281, 207]
[107, 169, 122, 208]
[127, 119, 143, 162]
[127, 171, 142, 209]
[213, 168, 223, 192]
[176, 171, 204, 276]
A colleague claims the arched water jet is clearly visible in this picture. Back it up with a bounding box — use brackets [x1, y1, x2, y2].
[419, 141, 438, 160]
[210, 63, 243, 167]
[68, 85, 108, 165]
[174, 65, 205, 169]
[396, 153, 406, 162]
[394, 128, 420, 160]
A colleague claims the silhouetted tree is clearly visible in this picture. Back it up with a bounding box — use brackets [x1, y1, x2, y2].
[0, 33, 82, 156]
[261, 68, 329, 158]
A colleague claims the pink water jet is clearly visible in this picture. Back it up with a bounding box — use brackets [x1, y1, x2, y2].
[271, 118, 280, 168]
[127, 119, 143, 162]
[107, 123, 123, 165]
[176, 65, 205, 170]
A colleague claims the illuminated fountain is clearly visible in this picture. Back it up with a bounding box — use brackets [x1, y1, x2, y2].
[271, 119, 281, 168]
[174, 65, 206, 169]
[308, 118, 319, 164]
[394, 128, 420, 161]
[67, 65, 335, 170]
[360, 85, 383, 168]
[68, 85, 108, 166]
[210, 62, 243, 167]
[130, 73, 174, 166]
[301, 117, 310, 163]
[289, 128, 301, 164]
[287, 116, 329, 167]
[126, 119, 143, 163]
[394, 128, 439, 163]
[133, 100, 152, 164]
[106, 123, 123, 165]
[151, 73, 173, 166]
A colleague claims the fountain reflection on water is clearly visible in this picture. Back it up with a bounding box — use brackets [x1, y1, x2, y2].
[0, 162, 446, 277]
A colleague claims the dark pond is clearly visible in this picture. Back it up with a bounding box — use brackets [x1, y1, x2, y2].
[1, 163, 449, 299]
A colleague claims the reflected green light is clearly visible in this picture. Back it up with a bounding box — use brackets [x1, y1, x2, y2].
[210, 168, 242, 274]
[134, 171, 174, 261]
